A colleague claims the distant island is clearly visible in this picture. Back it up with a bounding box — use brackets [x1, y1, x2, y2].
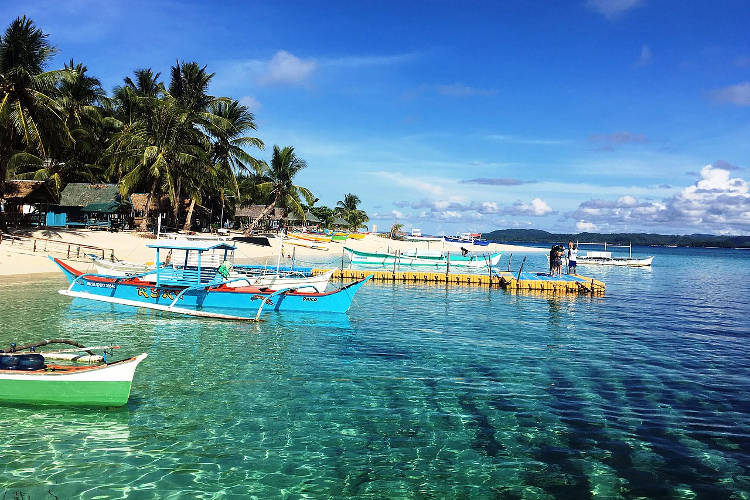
[483, 229, 750, 248]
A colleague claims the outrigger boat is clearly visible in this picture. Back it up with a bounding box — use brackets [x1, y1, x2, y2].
[575, 242, 654, 267]
[52, 240, 369, 321]
[90, 247, 333, 292]
[0, 339, 146, 407]
[345, 247, 502, 268]
[577, 251, 654, 267]
[444, 233, 490, 246]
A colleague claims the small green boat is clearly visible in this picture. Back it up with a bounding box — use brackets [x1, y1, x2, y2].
[0, 341, 147, 407]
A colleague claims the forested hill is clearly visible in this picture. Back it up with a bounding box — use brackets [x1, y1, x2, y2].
[483, 229, 750, 248]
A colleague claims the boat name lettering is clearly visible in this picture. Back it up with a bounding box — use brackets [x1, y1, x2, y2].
[136, 287, 183, 300]
[251, 295, 274, 305]
[87, 281, 115, 289]
[302, 297, 318, 302]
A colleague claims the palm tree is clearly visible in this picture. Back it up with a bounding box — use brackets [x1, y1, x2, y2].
[207, 99, 264, 195]
[0, 16, 69, 188]
[335, 192, 369, 230]
[390, 222, 404, 239]
[243, 145, 314, 235]
[107, 97, 204, 231]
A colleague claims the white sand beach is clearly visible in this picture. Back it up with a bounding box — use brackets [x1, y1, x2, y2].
[0, 229, 546, 277]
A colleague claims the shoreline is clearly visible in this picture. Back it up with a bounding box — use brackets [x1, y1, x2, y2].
[0, 229, 546, 278]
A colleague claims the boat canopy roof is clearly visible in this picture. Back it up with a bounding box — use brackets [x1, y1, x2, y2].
[146, 240, 237, 252]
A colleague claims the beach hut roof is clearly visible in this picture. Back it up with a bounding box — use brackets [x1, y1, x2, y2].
[305, 211, 321, 223]
[1, 180, 57, 204]
[59, 183, 121, 207]
[235, 205, 284, 219]
[332, 216, 349, 226]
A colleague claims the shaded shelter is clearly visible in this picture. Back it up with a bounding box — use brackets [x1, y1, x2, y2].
[0, 180, 57, 227]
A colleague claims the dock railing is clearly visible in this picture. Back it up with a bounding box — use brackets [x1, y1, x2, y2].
[0, 233, 117, 261]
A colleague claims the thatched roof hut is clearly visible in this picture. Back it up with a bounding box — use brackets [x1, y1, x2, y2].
[1, 180, 57, 205]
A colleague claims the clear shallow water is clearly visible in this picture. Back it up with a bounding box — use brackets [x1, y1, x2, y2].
[0, 247, 749, 499]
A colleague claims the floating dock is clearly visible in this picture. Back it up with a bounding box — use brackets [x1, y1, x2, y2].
[312, 269, 605, 294]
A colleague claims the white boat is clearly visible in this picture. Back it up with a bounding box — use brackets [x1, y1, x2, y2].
[225, 269, 334, 292]
[345, 247, 501, 268]
[577, 251, 653, 267]
[90, 255, 152, 276]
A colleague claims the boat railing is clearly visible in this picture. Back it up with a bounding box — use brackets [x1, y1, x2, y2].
[158, 266, 218, 286]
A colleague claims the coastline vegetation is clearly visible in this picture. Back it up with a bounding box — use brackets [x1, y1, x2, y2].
[484, 229, 750, 249]
[0, 15, 367, 233]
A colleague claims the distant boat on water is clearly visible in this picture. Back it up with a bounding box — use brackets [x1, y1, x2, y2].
[345, 247, 501, 268]
[444, 233, 490, 246]
[575, 242, 653, 267]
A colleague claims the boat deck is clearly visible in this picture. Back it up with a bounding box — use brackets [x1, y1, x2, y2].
[312, 269, 605, 294]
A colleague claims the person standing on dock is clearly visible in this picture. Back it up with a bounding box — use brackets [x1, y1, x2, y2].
[567, 241, 577, 275]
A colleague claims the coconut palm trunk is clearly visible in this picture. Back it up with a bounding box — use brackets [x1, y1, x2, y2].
[243, 198, 277, 235]
[182, 199, 196, 231]
[139, 178, 159, 232]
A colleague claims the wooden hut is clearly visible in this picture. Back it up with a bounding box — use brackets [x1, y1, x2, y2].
[50, 183, 131, 229]
[130, 194, 209, 232]
[0, 180, 57, 227]
[235, 205, 285, 231]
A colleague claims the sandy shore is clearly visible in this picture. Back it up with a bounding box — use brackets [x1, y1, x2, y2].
[0, 229, 545, 277]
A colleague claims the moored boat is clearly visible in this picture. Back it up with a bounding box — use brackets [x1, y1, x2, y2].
[345, 247, 501, 268]
[51, 240, 370, 320]
[577, 251, 654, 267]
[0, 340, 147, 407]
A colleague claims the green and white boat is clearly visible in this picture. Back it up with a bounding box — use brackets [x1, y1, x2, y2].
[344, 247, 502, 268]
[0, 341, 147, 407]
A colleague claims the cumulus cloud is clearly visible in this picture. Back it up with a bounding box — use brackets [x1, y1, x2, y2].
[460, 178, 536, 186]
[587, 0, 645, 19]
[576, 220, 598, 231]
[635, 44, 652, 67]
[258, 50, 317, 86]
[394, 197, 555, 223]
[589, 131, 648, 151]
[568, 162, 750, 232]
[711, 82, 750, 106]
[504, 198, 555, 216]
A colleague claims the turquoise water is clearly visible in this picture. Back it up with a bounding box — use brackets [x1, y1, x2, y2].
[1, 247, 749, 498]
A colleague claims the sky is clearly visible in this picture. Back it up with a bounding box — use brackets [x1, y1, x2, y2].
[3, 0, 750, 235]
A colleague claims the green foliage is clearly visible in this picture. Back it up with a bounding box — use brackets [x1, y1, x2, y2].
[0, 16, 320, 233]
[483, 229, 750, 248]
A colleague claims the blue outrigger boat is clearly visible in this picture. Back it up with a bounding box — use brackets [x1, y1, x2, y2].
[51, 240, 370, 321]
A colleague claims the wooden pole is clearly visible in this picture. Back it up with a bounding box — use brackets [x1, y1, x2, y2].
[516, 256, 527, 281]
[446, 252, 450, 278]
[507, 253, 512, 272]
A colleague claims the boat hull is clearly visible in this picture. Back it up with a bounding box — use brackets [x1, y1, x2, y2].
[52, 258, 368, 315]
[577, 256, 653, 267]
[0, 354, 147, 407]
[345, 248, 501, 268]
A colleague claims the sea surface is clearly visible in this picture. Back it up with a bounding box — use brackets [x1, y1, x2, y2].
[0, 246, 748, 499]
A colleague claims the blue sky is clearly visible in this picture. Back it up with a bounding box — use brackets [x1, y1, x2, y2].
[4, 0, 750, 234]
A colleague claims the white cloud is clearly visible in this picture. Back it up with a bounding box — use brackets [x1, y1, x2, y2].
[711, 82, 750, 106]
[505, 198, 555, 216]
[568, 162, 750, 232]
[239, 95, 261, 112]
[258, 50, 317, 86]
[587, 0, 645, 19]
[576, 220, 598, 231]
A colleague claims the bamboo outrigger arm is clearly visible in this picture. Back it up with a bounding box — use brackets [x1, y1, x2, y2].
[255, 287, 294, 321]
